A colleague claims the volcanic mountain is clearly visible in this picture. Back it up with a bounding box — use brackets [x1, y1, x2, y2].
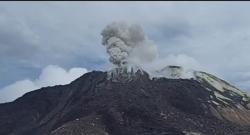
[0, 66, 250, 135]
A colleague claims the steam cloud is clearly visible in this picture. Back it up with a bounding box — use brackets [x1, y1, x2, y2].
[101, 22, 158, 68]
[101, 22, 200, 79]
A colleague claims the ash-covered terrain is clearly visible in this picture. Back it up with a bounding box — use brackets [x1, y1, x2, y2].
[0, 66, 250, 135]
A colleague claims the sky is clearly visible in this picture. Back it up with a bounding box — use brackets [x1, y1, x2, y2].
[1, 1, 250, 103]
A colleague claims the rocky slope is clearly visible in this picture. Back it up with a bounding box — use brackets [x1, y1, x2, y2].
[194, 71, 250, 126]
[0, 68, 250, 135]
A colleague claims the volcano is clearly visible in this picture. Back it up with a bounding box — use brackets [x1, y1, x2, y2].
[0, 66, 250, 135]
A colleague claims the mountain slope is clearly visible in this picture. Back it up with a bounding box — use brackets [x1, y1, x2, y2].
[0, 70, 250, 135]
[194, 71, 250, 125]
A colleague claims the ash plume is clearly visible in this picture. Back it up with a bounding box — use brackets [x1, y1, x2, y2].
[101, 22, 157, 68]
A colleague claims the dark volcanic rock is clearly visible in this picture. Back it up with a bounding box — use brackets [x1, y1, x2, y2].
[0, 71, 250, 135]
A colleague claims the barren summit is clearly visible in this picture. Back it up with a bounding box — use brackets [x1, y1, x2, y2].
[0, 69, 250, 135]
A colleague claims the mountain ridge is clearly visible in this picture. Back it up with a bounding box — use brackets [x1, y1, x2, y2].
[0, 69, 250, 135]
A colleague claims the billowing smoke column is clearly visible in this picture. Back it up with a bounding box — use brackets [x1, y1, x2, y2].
[101, 22, 157, 68]
[101, 22, 196, 80]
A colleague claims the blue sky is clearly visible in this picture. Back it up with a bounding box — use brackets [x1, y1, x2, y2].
[1, 1, 250, 102]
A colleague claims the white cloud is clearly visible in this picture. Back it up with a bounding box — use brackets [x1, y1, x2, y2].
[143, 54, 203, 73]
[0, 65, 87, 103]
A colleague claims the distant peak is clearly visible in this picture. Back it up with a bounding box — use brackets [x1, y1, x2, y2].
[153, 65, 194, 79]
